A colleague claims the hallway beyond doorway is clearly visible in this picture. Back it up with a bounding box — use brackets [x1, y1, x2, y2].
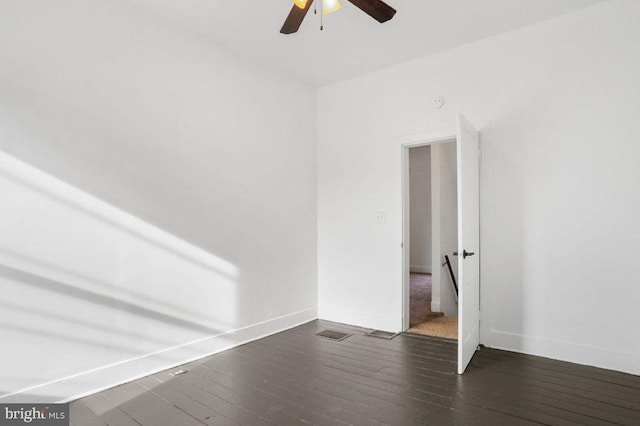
[408, 273, 457, 339]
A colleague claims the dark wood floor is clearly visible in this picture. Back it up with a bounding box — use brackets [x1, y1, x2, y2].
[70, 320, 640, 426]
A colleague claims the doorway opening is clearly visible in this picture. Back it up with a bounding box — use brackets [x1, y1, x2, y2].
[406, 141, 459, 340]
[402, 116, 481, 374]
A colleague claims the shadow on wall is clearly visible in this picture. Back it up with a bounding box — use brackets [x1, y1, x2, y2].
[0, 248, 231, 329]
[479, 118, 525, 346]
[0, 247, 238, 403]
[0, 152, 241, 403]
[0, 263, 228, 337]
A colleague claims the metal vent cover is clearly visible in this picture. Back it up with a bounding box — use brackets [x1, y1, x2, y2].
[365, 330, 398, 339]
[317, 330, 351, 341]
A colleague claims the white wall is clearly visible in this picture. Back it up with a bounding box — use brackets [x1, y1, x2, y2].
[430, 142, 458, 317]
[318, 0, 640, 374]
[0, 0, 317, 401]
[409, 146, 432, 273]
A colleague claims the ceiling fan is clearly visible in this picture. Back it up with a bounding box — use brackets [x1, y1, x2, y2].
[280, 0, 397, 34]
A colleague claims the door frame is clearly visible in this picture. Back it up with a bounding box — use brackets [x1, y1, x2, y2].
[401, 128, 458, 332]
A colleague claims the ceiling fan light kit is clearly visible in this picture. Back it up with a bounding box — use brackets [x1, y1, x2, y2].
[293, 0, 342, 14]
[281, 0, 396, 34]
[293, 0, 309, 9]
[322, 0, 343, 15]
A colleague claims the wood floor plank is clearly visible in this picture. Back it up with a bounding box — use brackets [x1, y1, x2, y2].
[267, 330, 457, 370]
[471, 356, 640, 407]
[207, 350, 435, 425]
[253, 334, 457, 378]
[465, 363, 640, 423]
[197, 368, 354, 425]
[468, 363, 640, 415]
[229, 336, 538, 425]
[158, 378, 274, 426]
[275, 330, 457, 364]
[220, 332, 616, 426]
[118, 390, 207, 426]
[135, 375, 236, 425]
[69, 320, 640, 425]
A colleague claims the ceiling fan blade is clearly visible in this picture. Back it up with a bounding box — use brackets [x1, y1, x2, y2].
[347, 0, 396, 23]
[280, 0, 315, 34]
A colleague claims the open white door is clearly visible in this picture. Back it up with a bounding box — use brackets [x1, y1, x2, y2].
[457, 114, 480, 374]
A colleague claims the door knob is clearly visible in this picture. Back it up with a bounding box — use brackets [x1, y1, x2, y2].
[453, 250, 475, 259]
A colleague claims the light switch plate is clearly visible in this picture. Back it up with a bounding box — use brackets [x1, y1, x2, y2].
[375, 211, 387, 224]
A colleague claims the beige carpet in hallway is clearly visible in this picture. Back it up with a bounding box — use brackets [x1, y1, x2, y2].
[408, 273, 458, 340]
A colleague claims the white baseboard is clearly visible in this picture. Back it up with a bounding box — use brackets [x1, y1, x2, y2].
[486, 329, 640, 376]
[0, 307, 318, 403]
[410, 265, 432, 274]
[431, 301, 441, 312]
[318, 306, 400, 333]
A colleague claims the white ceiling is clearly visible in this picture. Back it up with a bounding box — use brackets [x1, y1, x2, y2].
[125, 0, 608, 86]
